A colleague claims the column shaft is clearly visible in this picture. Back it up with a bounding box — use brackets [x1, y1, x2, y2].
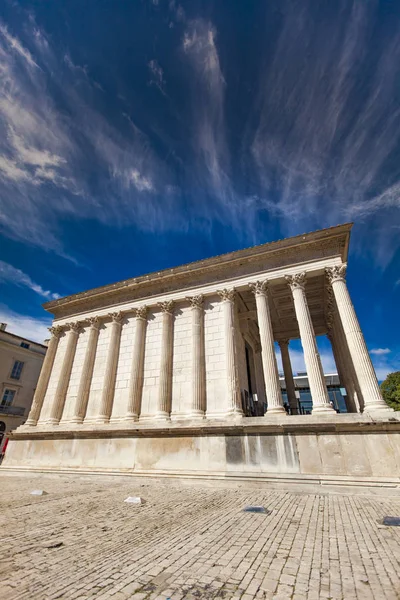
[279, 339, 298, 414]
[126, 307, 147, 421]
[156, 302, 174, 419]
[187, 296, 206, 417]
[326, 265, 391, 413]
[218, 289, 243, 416]
[71, 318, 100, 424]
[26, 327, 62, 425]
[47, 323, 80, 424]
[97, 313, 123, 423]
[286, 273, 334, 413]
[250, 281, 285, 414]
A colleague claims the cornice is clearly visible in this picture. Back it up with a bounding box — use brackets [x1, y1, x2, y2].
[44, 223, 352, 319]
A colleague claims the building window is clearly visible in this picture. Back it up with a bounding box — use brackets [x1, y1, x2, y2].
[10, 360, 24, 380]
[20, 342, 30, 349]
[1, 389, 15, 407]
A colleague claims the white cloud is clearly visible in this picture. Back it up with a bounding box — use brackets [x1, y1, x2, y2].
[148, 59, 166, 95]
[182, 19, 233, 208]
[370, 348, 391, 355]
[0, 304, 51, 344]
[247, 0, 400, 265]
[0, 260, 60, 300]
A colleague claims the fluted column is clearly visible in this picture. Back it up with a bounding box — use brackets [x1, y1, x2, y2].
[249, 281, 285, 415]
[125, 306, 148, 421]
[286, 273, 334, 414]
[26, 326, 63, 426]
[332, 309, 362, 412]
[96, 312, 123, 423]
[46, 322, 81, 424]
[278, 339, 298, 414]
[156, 301, 174, 419]
[71, 317, 100, 424]
[217, 289, 243, 416]
[186, 295, 206, 418]
[326, 265, 392, 413]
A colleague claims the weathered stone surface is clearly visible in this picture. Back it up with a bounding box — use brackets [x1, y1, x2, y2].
[1, 474, 400, 600]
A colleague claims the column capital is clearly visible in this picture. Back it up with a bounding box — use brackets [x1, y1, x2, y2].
[66, 321, 81, 334]
[88, 316, 101, 330]
[133, 305, 148, 320]
[285, 272, 307, 291]
[48, 325, 63, 339]
[249, 280, 269, 296]
[326, 264, 347, 284]
[277, 338, 290, 348]
[108, 311, 124, 324]
[217, 288, 236, 303]
[186, 295, 204, 309]
[158, 300, 174, 315]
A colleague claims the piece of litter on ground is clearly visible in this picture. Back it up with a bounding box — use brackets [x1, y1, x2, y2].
[124, 496, 142, 504]
[43, 541, 63, 549]
[382, 516, 400, 526]
[30, 490, 47, 496]
[243, 506, 270, 514]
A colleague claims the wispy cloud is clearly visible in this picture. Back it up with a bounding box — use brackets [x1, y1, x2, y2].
[182, 19, 233, 210]
[0, 304, 52, 343]
[248, 0, 400, 265]
[0, 260, 60, 300]
[0, 17, 181, 256]
[148, 59, 166, 96]
[370, 347, 391, 356]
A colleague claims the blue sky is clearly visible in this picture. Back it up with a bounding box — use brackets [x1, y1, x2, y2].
[0, 0, 399, 379]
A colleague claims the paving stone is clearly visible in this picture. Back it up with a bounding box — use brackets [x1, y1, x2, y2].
[0, 474, 400, 600]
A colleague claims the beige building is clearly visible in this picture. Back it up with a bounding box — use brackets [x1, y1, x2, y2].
[3, 223, 400, 490]
[0, 324, 46, 452]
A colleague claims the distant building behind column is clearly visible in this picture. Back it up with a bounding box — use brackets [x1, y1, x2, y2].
[0, 323, 47, 453]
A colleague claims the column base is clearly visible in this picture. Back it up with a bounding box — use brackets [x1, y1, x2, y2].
[265, 406, 286, 415]
[69, 417, 84, 425]
[122, 414, 139, 422]
[25, 418, 38, 426]
[364, 403, 394, 415]
[153, 411, 171, 421]
[187, 410, 206, 419]
[311, 404, 336, 415]
[95, 416, 111, 424]
[44, 418, 61, 425]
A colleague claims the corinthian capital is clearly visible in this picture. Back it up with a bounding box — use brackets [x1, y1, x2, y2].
[158, 300, 174, 315]
[133, 305, 147, 320]
[325, 264, 347, 284]
[249, 280, 269, 296]
[277, 338, 289, 348]
[88, 316, 101, 330]
[186, 295, 204, 309]
[66, 321, 81, 334]
[48, 325, 63, 339]
[217, 288, 236, 302]
[285, 272, 307, 291]
[109, 311, 124, 324]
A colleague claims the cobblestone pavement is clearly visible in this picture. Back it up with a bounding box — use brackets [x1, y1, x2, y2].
[1, 475, 400, 600]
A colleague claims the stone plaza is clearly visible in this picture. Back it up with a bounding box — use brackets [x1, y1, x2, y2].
[1, 473, 400, 600]
[3, 223, 400, 490]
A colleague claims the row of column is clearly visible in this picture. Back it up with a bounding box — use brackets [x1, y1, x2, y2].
[26, 264, 390, 426]
[27, 296, 208, 426]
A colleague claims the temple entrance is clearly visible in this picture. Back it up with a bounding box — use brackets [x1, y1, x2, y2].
[243, 343, 264, 416]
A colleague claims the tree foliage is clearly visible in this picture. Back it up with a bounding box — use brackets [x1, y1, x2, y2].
[380, 371, 400, 411]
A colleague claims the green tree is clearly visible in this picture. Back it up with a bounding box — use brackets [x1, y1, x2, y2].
[380, 371, 400, 411]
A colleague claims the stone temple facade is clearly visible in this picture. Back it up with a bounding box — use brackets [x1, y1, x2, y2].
[4, 223, 400, 491]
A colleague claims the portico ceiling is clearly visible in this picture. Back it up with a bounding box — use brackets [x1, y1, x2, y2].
[238, 273, 328, 341]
